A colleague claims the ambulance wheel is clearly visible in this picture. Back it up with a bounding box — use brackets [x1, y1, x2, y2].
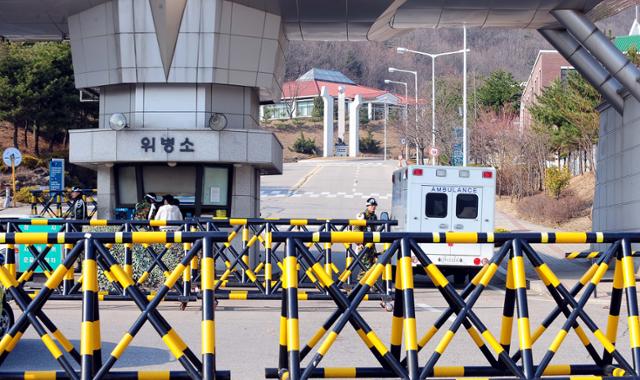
[453, 272, 467, 286]
[0, 301, 14, 337]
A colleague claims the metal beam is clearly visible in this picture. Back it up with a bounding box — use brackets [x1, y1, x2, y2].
[553, 9, 640, 104]
[539, 28, 624, 113]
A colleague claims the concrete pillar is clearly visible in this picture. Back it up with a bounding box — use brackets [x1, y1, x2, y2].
[321, 86, 334, 157]
[96, 165, 115, 219]
[367, 102, 373, 120]
[349, 94, 363, 157]
[337, 86, 346, 142]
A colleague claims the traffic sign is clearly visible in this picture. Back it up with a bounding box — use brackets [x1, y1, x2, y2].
[430, 147, 439, 157]
[17, 223, 63, 273]
[49, 158, 65, 192]
[2, 147, 21, 167]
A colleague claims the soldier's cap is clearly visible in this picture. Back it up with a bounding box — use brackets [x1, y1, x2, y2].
[366, 197, 378, 206]
[71, 187, 82, 193]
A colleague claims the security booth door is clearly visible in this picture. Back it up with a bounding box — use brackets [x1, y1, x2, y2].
[420, 186, 450, 256]
[450, 188, 482, 256]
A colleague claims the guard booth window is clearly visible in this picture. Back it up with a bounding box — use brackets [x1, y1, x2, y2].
[456, 194, 479, 219]
[114, 163, 232, 216]
[425, 193, 447, 218]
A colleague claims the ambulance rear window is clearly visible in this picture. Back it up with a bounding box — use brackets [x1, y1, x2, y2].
[456, 194, 478, 219]
[425, 193, 447, 218]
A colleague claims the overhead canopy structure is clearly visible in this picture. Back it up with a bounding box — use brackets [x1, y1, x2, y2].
[0, 0, 635, 41]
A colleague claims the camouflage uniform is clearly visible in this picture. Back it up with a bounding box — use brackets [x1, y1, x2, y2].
[356, 209, 378, 280]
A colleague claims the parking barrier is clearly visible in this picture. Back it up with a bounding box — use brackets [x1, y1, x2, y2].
[29, 189, 98, 219]
[0, 218, 396, 306]
[0, 231, 231, 380]
[266, 231, 640, 380]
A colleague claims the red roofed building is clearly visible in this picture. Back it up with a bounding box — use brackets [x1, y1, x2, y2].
[260, 68, 410, 121]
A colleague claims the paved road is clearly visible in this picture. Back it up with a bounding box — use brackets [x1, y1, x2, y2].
[2, 289, 622, 378]
[261, 158, 396, 219]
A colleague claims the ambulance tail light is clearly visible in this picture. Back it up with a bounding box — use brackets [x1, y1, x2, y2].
[482, 171, 493, 179]
[459, 170, 470, 178]
[436, 169, 446, 177]
[412, 168, 423, 176]
[473, 258, 481, 265]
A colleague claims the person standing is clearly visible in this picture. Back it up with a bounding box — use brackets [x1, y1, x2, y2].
[134, 192, 160, 220]
[69, 187, 87, 219]
[154, 194, 183, 230]
[356, 197, 378, 280]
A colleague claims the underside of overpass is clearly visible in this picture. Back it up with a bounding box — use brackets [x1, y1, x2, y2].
[0, 0, 638, 230]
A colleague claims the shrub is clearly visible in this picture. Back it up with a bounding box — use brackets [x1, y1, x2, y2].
[311, 96, 324, 118]
[517, 193, 590, 225]
[289, 132, 317, 155]
[359, 131, 381, 153]
[15, 186, 38, 203]
[21, 154, 45, 170]
[544, 167, 572, 199]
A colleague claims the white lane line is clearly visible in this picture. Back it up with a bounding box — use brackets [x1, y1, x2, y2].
[415, 303, 455, 321]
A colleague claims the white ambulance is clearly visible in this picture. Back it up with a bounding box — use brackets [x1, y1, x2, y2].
[391, 165, 496, 283]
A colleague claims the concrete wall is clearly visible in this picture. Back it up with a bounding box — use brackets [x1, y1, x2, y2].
[594, 95, 640, 232]
[68, 0, 287, 101]
[98, 83, 260, 130]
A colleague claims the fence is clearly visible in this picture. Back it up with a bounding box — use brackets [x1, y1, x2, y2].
[0, 231, 231, 380]
[0, 218, 396, 307]
[29, 189, 98, 219]
[266, 231, 640, 380]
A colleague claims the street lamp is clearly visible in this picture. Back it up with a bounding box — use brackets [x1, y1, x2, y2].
[397, 38, 470, 165]
[384, 79, 409, 160]
[388, 67, 420, 163]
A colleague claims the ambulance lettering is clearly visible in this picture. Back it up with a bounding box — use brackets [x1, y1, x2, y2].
[430, 186, 478, 193]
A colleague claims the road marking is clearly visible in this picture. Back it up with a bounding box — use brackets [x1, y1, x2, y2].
[416, 303, 455, 321]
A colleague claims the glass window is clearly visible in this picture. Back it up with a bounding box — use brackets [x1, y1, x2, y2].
[202, 167, 229, 206]
[296, 100, 313, 117]
[116, 166, 138, 205]
[456, 194, 478, 219]
[142, 166, 196, 205]
[425, 193, 448, 218]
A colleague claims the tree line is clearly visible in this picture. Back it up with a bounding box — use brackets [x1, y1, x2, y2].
[0, 42, 97, 155]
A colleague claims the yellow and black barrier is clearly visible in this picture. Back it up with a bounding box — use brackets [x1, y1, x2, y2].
[1, 218, 396, 305]
[266, 231, 640, 380]
[0, 231, 231, 379]
[29, 188, 98, 219]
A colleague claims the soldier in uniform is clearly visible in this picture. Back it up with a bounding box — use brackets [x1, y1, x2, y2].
[356, 197, 378, 280]
[69, 187, 87, 220]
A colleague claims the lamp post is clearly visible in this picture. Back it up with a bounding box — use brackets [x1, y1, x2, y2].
[384, 79, 409, 160]
[388, 67, 420, 163]
[397, 41, 470, 165]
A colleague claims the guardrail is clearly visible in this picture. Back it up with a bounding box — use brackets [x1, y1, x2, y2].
[0, 231, 231, 380]
[266, 231, 640, 380]
[29, 189, 98, 219]
[0, 218, 397, 307]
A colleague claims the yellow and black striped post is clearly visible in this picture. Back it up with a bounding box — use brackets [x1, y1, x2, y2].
[500, 257, 516, 354]
[81, 237, 100, 380]
[123, 224, 133, 296]
[284, 238, 301, 380]
[603, 256, 624, 365]
[265, 223, 273, 295]
[511, 239, 534, 379]
[3, 243, 15, 281]
[389, 264, 404, 360]
[399, 238, 419, 379]
[202, 236, 217, 379]
[621, 238, 640, 373]
[62, 223, 75, 295]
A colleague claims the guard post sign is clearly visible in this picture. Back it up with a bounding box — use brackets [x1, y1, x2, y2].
[49, 158, 65, 192]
